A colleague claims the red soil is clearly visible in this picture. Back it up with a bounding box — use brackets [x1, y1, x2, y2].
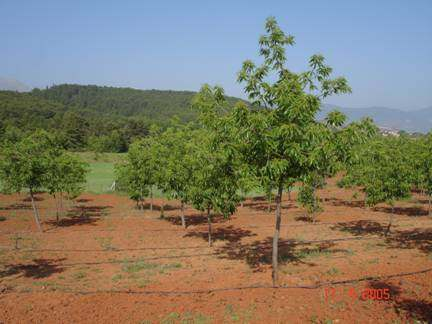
[0, 182, 431, 323]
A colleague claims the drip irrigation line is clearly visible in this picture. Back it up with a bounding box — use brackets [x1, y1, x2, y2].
[2, 218, 420, 236]
[3, 267, 431, 296]
[0, 235, 380, 253]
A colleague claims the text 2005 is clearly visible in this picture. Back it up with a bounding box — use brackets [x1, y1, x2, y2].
[360, 288, 390, 300]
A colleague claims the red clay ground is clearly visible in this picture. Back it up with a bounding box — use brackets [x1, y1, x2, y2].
[0, 181, 431, 323]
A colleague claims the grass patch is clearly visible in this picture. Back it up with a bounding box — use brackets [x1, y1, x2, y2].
[86, 162, 116, 194]
[224, 303, 256, 323]
[112, 274, 123, 282]
[121, 259, 182, 274]
[72, 271, 87, 280]
[95, 237, 116, 251]
[326, 267, 340, 276]
[160, 311, 211, 324]
[295, 247, 334, 260]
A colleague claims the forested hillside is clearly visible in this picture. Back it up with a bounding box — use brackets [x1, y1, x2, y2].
[0, 84, 245, 152]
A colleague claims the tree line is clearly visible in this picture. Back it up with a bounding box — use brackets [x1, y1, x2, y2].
[0, 85, 245, 153]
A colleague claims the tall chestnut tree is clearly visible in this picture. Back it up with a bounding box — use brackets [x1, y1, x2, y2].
[230, 17, 352, 286]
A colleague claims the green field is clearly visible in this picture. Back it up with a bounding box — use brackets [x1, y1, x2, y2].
[86, 162, 116, 193]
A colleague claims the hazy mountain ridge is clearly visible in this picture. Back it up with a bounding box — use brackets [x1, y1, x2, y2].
[319, 104, 432, 133]
[1, 80, 430, 133]
[0, 77, 30, 92]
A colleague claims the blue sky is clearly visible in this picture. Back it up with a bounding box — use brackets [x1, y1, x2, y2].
[1, 0, 431, 110]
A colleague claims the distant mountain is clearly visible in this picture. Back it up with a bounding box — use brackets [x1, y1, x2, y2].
[319, 104, 432, 133]
[0, 77, 30, 92]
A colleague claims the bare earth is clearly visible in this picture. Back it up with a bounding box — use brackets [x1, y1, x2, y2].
[0, 179, 431, 323]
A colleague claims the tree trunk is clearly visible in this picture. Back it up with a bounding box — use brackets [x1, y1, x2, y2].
[288, 189, 291, 202]
[54, 194, 59, 225]
[429, 195, 431, 217]
[207, 207, 212, 247]
[312, 186, 318, 223]
[29, 190, 42, 232]
[240, 201, 244, 208]
[385, 205, 394, 237]
[180, 202, 186, 229]
[364, 192, 369, 210]
[272, 183, 283, 287]
[267, 193, 272, 213]
[150, 188, 153, 211]
[160, 203, 165, 219]
[59, 192, 64, 220]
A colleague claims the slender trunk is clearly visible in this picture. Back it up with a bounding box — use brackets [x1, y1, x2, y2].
[385, 205, 394, 237]
[207, 207, 212, 247]
[364, 192, 368, 210]
[180, 202, 186, 229]
[288, 189, 291, 202]
[312, 186, 318, 223]
[29, 190, 42, 232]
[267, 192, 272, 213]
[272, 183, 283, 287]
[54, 194, 59, 224]
[429, 195, 431, 217]
[160, 203, 165, 219]
[150, 188, 153, 211]
[60, 192, 64, 219]
[240, 200, 244, 208]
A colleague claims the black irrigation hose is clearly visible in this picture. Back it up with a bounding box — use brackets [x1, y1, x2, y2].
[0, 235, 380, 253]
[0, 219, 399, 236]
[3, 267, 432, 296]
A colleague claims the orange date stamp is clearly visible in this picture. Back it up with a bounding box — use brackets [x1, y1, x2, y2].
[324, 287, 391, 301]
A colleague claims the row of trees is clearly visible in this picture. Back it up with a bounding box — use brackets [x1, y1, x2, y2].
[0, 130, 88, 231]
[339, 134, 432, 235]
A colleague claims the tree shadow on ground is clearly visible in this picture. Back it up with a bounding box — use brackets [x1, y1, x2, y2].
[0, 258, 65, 279]
[332, 221, 432, 254]
[244, 202, 296, 213]
[325, 197, 365, 209]
[184, 225, 256, 243]
[385, 228, 432, 254]
[66, 205, 112, 218]
[374, 206, 428, 217]
[163, 213, 230, 227]
[395, 299, 432, 322]
[331, 220, 385, 236]
[22, 194, 44, 202]
[46, 215, 101, 227]
[141, 203, 178, 211]
[45, 205, 112, 227]
[0, 203, 31, 210]
[215, 238, 346, 272]
[295, 215, 317, 223]
[367, 281, 432, 321]
[76, 198, 93, 203]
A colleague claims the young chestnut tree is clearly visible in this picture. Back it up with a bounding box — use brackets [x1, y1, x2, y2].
[46, 152, 89, 223]
[351, 137, 413, 236]
[0, 130, 60, 231]
[230, 17, 352, 286]
[189, 85, 241, 246]
[115, 138, 157, 210]
[152, 123, 196, 227]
